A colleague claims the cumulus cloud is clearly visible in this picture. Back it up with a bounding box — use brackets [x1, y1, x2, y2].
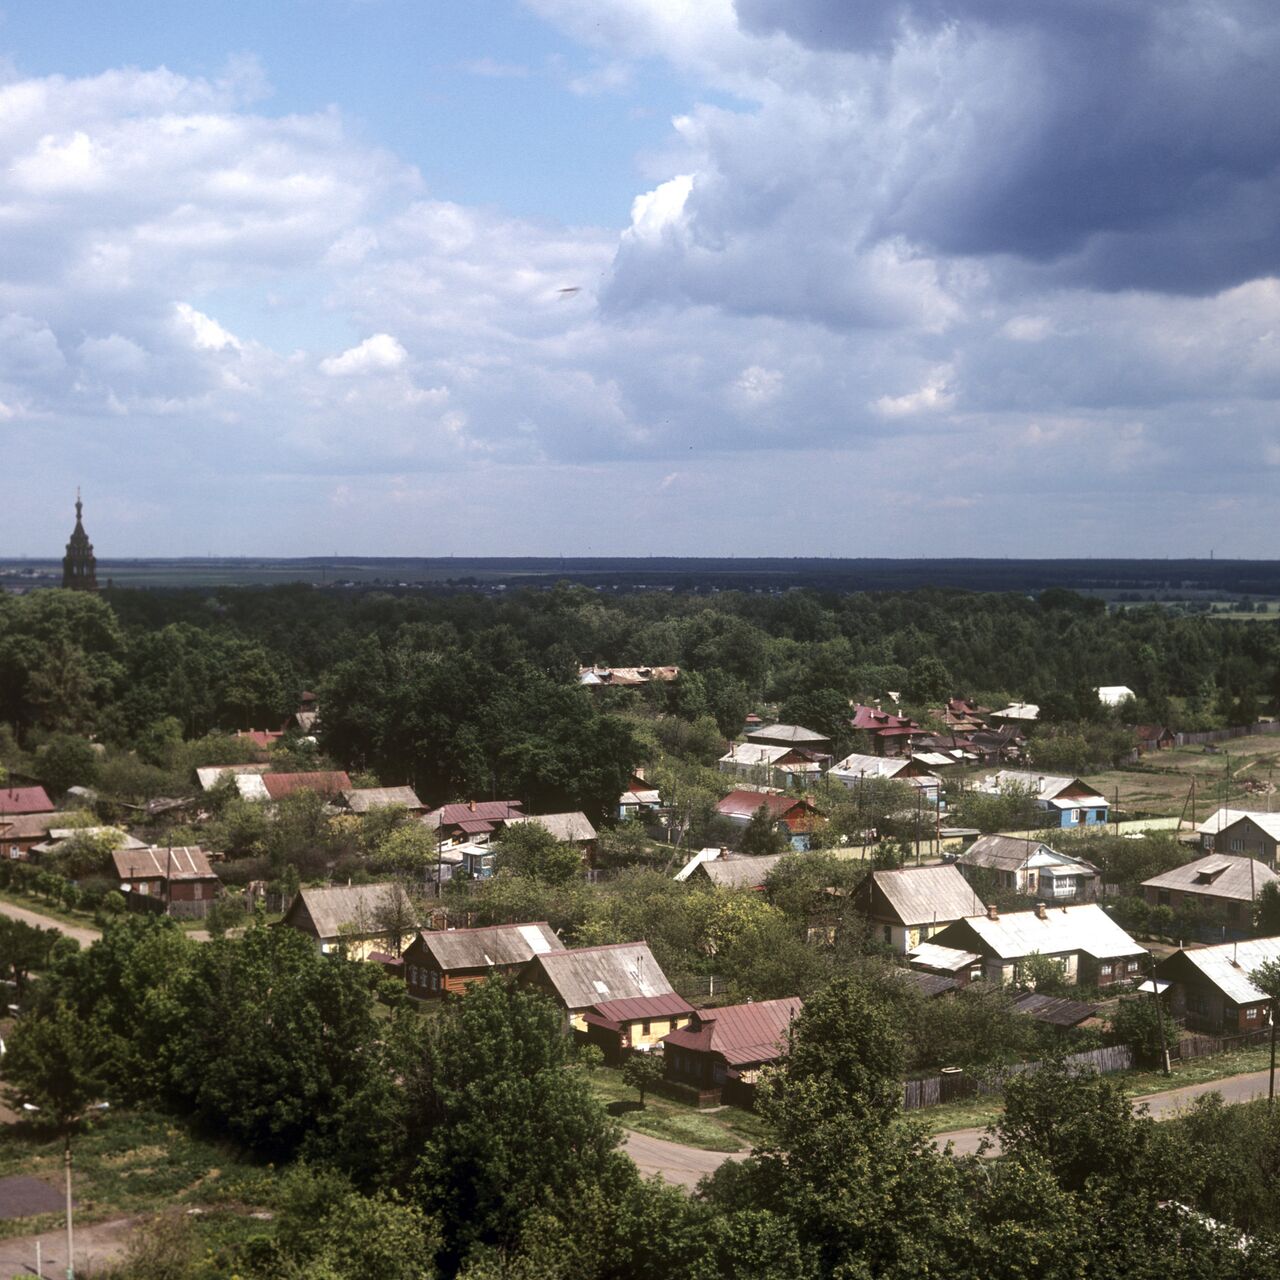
[320, 333, 408, 376]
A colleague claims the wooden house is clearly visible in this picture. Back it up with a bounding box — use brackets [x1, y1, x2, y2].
[582, 993, 696, 1064]
[617, 771, 662, 821]
[113, 846, 221, 918]
[403, 921, 563, 998]
[280, 883, 416, 959]
[851, 864, 984, 953]
[980, 771, 1109, 829]
[0, 812, 60, 860]
[958, 835, 1101, 902]
[662, 996, 802, 1107]
[674, 848, 790, 890]
[714, 790, 824, 851]
[0, 787, 54, 817]
[1142, 855, 1277, 931]
[422, 799, 525, 847]
[1197, 809, 1280, 866]
[503, 811, 599, 859]
[848, 704, 921, 756]
[929, 903, 1146, 988]
[745, 723, 833, 759]
[341, 786, 427, 815]
[906, 941, 986, 987]
[828, 752, 942, 807]
[1154, 937, 1280, 1034]
[520, 942, 674, 1032]
[1134, 725, 1176, 753]
[718, 742, 825, 789]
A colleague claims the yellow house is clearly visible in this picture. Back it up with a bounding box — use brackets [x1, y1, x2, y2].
[582, 993, 696, 1063]
[280, 883, 417, 960]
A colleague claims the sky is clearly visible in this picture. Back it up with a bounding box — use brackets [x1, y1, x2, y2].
[2, 0, 1279, 559]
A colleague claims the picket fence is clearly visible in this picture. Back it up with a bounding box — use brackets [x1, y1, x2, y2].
[902, 1043, 1134, 1111]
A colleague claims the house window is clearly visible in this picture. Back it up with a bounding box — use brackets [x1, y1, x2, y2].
[429, 970, 440, 991]
[137, 882, 149, 896]
[641, 1020, 651, 1036]
[1158, 891, 1171, 907]
[409, 965, 418, 985]
[1071, 809, 1082, 824]
[1100, 963, 1113, 977]
[193, 884, 203, 901]
[883, 925, 892, 944]
[1230, 839, 1244, 853]
[1246, 1006, 1260, 1021]
[1127, 959, 1139, 973]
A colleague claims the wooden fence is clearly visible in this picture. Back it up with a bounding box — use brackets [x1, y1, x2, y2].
[1172, 1028, 1271, 1061]
[1174, 721, 1280, 748]
[903, 1043, 1135, 1111]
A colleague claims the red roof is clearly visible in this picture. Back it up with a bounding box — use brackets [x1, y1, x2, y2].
[261, 771, 352, 800]
[849, 704, 919, 732]
[429, 800, 525, 826]
[716, 790, 811, 822]
[236, 730, 283, 749]
[663, 997, 802, 1067]
[0, 787, 54, 816]
[583, 993, 695, 1030]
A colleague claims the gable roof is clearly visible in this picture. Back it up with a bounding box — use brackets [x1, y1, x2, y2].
[1142, 854, 1278, 903]
[261, 771, 352, 800]
[424, 800, 525, 829]
[830, 752, 910, 780]
[863, 864, 982, 927]
[196, 763, 269, 791]
[284, 883, 409, 941]
[113, 846, 217, 882]
[1157, 937, 1280, 1006]
[746, 723, 830, 746]
[504, 811, 598, 843]
[528, 942, 673, 1010]
[417, 921, 563, 969]
[699, 853, 790, 890]
[1010, 992, 1100, 1026]
[0, 812, 59, 841]
[849, 704, 918, 732]
[936, 904, 1144, 962]
[584, 992, 696, 1030]
[715, 790, 810, 822]
[718, 743, 821, 770]
[0, 787, 54, 816]
[961, 835, 1098, 876]
[342, 786, 424, 813]
[662, 996, 802, 1066]
[988, 771, 1106, 803]
[907, 941, 983, 972]
[1196, 808, 1280, 842]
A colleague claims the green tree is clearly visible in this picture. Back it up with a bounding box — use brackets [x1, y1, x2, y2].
[373, 823, 441, 878]
[0, 999, 108, 1126]
[1109, 996, 1178, 1065]
[1250, 958, 1280, 1109]
[37, 733, 99, 797]
[494, 822, 583, 885]
[1021, 951, 1070, 996]
[1255, 881, 1280, 936]
[740, 804, 786, 856]
[621, 1052, 664, 1107]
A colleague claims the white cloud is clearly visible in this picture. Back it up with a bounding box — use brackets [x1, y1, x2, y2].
[320, 333, 408, 376]
[873, 370, 955, 418]
[174, 303, 242, 352]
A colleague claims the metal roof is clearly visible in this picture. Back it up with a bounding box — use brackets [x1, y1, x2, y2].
[285, 882, 409, 941]
[896, 970, 958, 998]
[663, 996, 802, 1067]
[424, 800, 525, 828]
[504, 811, 598, 843]
[530, 942, 673, 1010]
[0, 787, 54, 816]
[715, 790, 807, 822]
[1196, 808, 1280, 841]
[417, 921, 563, 970]
[720, 743, 806, 767]
[1142, 854, 1278, 903]
[961, 835, 1098, 876]
[699, 853, 790, 889]
[196, 764, 268, 791]
[113, 846, 217, 881]
[830, 752, 908, 779]
[907, 942, 982, 971]
[262, 771, 352, 800]
[342, 786, 424, 813]
[584, 992, 696, 1029]
[746, 724, 830, 745]
[1158, 937, 1280, 1006]
[867, 864, 982, 927]
[939, 904, 1145, 962]
[988, 770, 1104, 802]
[1010, 992, 1100, 1026]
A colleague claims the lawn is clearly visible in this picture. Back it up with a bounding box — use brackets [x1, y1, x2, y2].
[0, 887, 101, 934]
[586, 1067, 770, 1153]
[0, 1108, 276, 1242]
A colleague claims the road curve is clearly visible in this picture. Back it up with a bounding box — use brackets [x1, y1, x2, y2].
[623, 1130, 746, 1189]
[0, 898, 101, 947]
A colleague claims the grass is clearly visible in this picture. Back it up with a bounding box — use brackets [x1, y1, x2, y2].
[916, 1046, 1274, 1138]
[0, 886, 101, 934]
[0, 1108, 276, 1241]
[586, 1067, 770, 1153]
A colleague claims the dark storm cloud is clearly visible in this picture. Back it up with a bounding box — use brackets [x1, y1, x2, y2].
[735, 0, 1280, 294]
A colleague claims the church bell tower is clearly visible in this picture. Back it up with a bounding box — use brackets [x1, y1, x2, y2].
[62, 489, 99, 591]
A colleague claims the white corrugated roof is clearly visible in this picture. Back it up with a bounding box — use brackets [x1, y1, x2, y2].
[908, 942, 983, 970]
[1168, 937, 1280, 1006]
[958, 904, 1144, 962]
[1096, 685, 1136, 706]
[831, 752, 906, 779]
[1196, 808, 1280, 841]
[1142, 854, 1278, 902]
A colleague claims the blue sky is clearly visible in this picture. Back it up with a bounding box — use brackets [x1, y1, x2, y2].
[2, 0, 1279, 558]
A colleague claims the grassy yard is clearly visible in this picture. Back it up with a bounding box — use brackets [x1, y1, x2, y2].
[916, 1045, 1274, 1138]
[586, 1067, 770, 1153]
[0, 887, 101, 934]
[0, 1109, 275, 1242]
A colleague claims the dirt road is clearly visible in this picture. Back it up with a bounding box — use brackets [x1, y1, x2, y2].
[623, 1131, 745, 1189]
[0, 1215, 138, 1274]
[0, 899, 100, 948]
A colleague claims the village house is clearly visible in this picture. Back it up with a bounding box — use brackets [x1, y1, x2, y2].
[848, 703, 921, 756]
[617, 770, 662, 822]
[113, 846, 222, 918]
[1141, 855, 1278, 931]
[422, 799, 525, 847]
[673, 847, 790, 890]
[1197, 809, 1280, 866]
[828, 752, 943, 807]
[1154, 936, 1280, 1034]
[1134, 724, 1177, 753]
[744, 722, 834, 759]
[261, 771, 353, 801]
[850, 864, 984, 953]
[0, 813, 60, 860]
[958, 835, 1102, 902]
[714, 790, 824, 851]
[582, 992, 697, 1064]
[196, 763, 269, 793]
[989, 702, 1040, 725]
[929, 903, 1147, 988]
[280, 882, 416, 959]
[340, 785, 427, 815]
[1096, 685, 1136, 708]
[234, 728, 284, 758]
[503, 811, 599, 859]
[32, 826, 148, 860]
[662, 996, 803, 1107]
[403, 921, 563, 999]
[935, 697, 991, 732]
[980, 770, 1110, 829]
[718, 742, 826, 789]
[0, 786, 54, 817]
[578, 664, 680, 688]
[520, 941, 674, 1032]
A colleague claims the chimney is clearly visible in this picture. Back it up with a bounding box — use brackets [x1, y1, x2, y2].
[1036, 903, 1048, 920]
[468, 798, 476, 812]
[987, 903, 999, 921]
[635, 766, 645, 781]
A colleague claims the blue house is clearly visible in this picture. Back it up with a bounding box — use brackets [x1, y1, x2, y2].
[985, 771, 1109, 829]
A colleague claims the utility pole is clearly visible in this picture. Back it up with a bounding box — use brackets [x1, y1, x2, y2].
[1147, 953, 1171, 1077]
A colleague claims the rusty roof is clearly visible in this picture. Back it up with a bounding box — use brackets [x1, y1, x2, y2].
[584, 992, 696, 1030]
[342, 786, 425, 813]
[425, 799, 525, 827]
[715, 790, 809, 821]
[261, 771, 352, 800]
[662, 996, 802, 1067]
[113, 846, 217, 882]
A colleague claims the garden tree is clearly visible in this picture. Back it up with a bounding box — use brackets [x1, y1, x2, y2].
[37, 732, 100, 796]
[1109, 996, 1179, 1065]
[1255, 881, 1280, 935]
[49, 827, 123, 879]
[262, 788, 334, 879]
[718, 910, 831, 1001]
[356, 803, 414, 854]
[955, 780, 1044, 835]
[1021, 951, 1070, 996]
[904, 654, 952, 706]
[776, 689, 854, 752]
[621, 1052, 664, 1107]
[493, 822, 583, 885]
[0, 998, 109, 1126]
[206, 793, 271, 858]
[871, 836, 910, 870]
[373, 823, 441, 879]
[1073, 831, 1190, 893]
[740, 803, 786, 856]
[411, 979, 638, 1272]
[0, 916, 61, 999]
[905, 980, 1040, 1073]
[763, 852, 863, 932]
[594, 819, 662, 871]
[373, 880, 422, 956]
[810, 776, 916, 848]
[203, 893, 248, 939]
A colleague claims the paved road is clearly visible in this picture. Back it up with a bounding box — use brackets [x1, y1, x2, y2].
[623, 1131, 745, 1189]
[0, 899, 101, 948]
[935, 1068, 1274, 1157]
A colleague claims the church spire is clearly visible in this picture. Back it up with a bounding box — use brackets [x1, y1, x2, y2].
[62, 489, 98, 591]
